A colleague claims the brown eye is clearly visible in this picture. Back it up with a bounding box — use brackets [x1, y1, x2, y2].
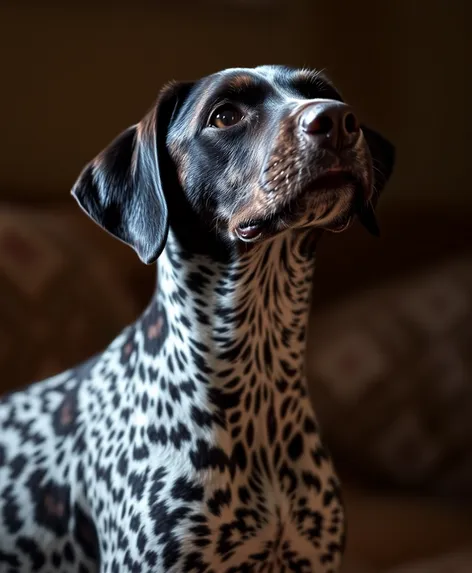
[209, 105, 243, 128]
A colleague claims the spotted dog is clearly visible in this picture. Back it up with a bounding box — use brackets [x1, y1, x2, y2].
[0, 66, 395, 572]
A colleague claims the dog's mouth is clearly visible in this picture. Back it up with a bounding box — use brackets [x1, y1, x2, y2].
[235, 170, 365, 243]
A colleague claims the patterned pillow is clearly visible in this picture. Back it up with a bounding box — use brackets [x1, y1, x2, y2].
[0, 204, 152, 396]
[307, 256, 472, 498]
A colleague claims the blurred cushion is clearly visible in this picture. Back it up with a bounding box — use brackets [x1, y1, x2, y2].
[307, 255, 472, 499]
[386, 551, 472, 573]
[0, 203, 153, 395]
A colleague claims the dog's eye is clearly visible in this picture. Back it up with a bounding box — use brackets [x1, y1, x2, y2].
[209, 105, 243, 128]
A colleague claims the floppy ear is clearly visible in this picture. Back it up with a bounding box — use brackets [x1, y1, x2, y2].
[362, 125, 395, 196]
[71, 82, 191, 264]
[356, 125, 396, 237]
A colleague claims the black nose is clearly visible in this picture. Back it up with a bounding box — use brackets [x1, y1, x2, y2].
[299, 101, 360, 149]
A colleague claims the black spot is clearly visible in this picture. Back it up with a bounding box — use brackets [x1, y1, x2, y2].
[280, 396, 292, 419]
[51, 551, 62, 568]
[138, 362, 146, 382]
[147, 424, 168, 446]
[229, 411, 241, 424]
[63, 540, 76, 563]
[137, 529, 147, 553]
[238, 486, 251, 505]
[141, 303, 169, 357]
[0, 549, 20, 568]
[287, 433, 304, 461]
[278, 463, 298, 495]
[168, 382, 181, 403]
[190, 440, 231, 472]
[276, 378, 289, 393]
[191, 405, 213, 429]
[117, 451, 129, 477]
[207, 485, 232, 517]
[186, 271, 209, 295]
[267, 404, 277, 445]
[52, 386, 80, 436]
[183, 551, 210, 573]
[130, 514, 141, 532]
[231, 441, 247, 471]
[209, 387, 243, 410]
[302, 471, 322, 492]
[171, 476, 204, 503]
[73, 504, 100, 561]
[151, 500, 191, 538]
[128, 469, 149, 501]
[169, 422, 192, 449]
[180, 380, 197, 398]
[163, 535, 182, 569]
[123, 548, 142, 572]
[245, 420, 254, 447]
[311, 445, 329, 467]
[1, 484, 22, 535]
[304, 416, 317, 434]
[16, 537, 46, 571]
[263, 337, 273, 370]
[27, 470, 71, 537]
[180, 314, 191, 328]
[145, 550, 158, 567]
[10, 454, 27, 479]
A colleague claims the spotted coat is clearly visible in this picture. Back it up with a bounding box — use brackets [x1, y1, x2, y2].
[0, 65, 395, 572]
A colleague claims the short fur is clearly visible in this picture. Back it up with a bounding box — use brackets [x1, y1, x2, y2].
[0, 65, 394, 572]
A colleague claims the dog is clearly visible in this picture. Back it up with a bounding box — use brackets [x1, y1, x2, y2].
[0, 65, 394, 572]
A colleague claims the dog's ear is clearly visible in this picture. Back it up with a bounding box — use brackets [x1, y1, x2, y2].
[356, 125, 396, 237]
[71, 82, 192, 264]
[362, 125, 395, 195]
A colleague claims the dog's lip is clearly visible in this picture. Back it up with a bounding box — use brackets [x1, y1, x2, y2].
[305, 169, 359, 193]
[236, 169, 361, 242]
[235, 224, 263, 242]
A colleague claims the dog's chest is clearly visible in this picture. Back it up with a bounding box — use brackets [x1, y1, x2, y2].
[108, 398, 344, 572]
[82, 323, 345, 571]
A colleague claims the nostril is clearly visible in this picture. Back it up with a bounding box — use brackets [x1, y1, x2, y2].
[344, 112, 359, 134]
[317, 115, 334, 134]
[305, 114, 333, 135]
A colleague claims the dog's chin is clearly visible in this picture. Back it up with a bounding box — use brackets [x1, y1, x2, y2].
[234, 173, 362, 244]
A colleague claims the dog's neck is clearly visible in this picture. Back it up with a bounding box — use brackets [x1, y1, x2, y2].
[136, 228, 318, 390]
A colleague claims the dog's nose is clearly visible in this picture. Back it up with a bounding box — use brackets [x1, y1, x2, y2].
[299, 101, 360, 149]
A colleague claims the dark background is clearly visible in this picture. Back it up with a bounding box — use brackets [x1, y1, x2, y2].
[1, 3, 472, 570]
[0, 0, 469, 209]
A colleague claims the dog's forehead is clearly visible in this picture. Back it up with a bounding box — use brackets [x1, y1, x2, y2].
[167, 65, 338, 143]
[192, 65, 326, 100]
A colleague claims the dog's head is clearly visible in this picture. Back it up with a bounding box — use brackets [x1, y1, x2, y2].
[72, 66, 395, 263]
